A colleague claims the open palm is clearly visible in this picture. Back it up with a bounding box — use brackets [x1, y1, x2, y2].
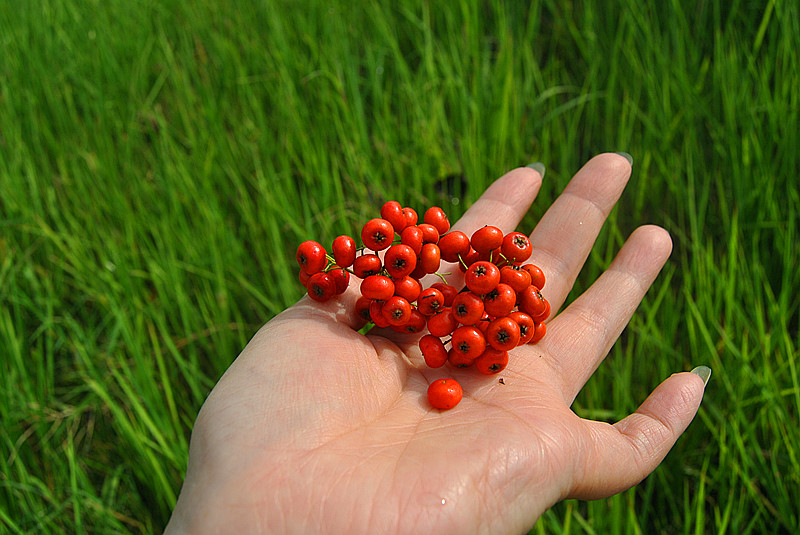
[166, 154, 706, 535]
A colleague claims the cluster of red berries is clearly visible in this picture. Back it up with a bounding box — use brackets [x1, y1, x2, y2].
[296, 201, 550, 410]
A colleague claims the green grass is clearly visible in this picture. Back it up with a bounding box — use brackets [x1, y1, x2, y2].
[1, 0, 798, 532]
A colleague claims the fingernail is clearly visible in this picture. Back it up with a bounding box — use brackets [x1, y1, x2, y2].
[615, 152, 633, 165]
[526, 162, 545, 178]
[690, 365, 712, 386]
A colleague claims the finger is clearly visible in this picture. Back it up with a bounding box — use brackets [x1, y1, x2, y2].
[528, 153, 632, 313]
[567, 371, 707, 500]
[431, 165, 543, 288]
[541, 225, 672, 402]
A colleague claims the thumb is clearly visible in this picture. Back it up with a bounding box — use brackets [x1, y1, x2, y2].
[568, 368, 709, 499]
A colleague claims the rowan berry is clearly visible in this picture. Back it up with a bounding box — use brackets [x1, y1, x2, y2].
[417, 287, 445, 316]
[451, 325, 487, 360]
[508, 311, 535, 345]
[352, 254, 382, 278]
[529, 321, 546, 344]
[464, 260, 501, 294]
[501, 232, 533, 263]
[427, 378, 463, 410]
[400, 225, 424, 255]
[459, 248, 480, 272]
[403, 206, 418, 227]
[499, 265, 532, 293]
[424, 206, 450, 235]
[518, 286, 546, 318]
[447, 347, 475, 368]
[483, 283, 516, 318]
[393, 276, 421, 303]
[369, 299, 391, 328]
[361, 274, 395, 301]
[419, 334, 448, 368]
[532, 298, 551, 323]
[328, 267, 350, 295]
[398, 308, 426, 334]
[382, 295, 413, 326]
[486, 316, 521, 351]
[332, 235, 356, 268]
[296, 240, 327, 275]
[354, 296, 372, 326]
[306, 272, 336, 302]
[384, 244, 417, 278]
[417, 223, 440, 245]
[470, 226, 503, 253]
[438, 231, 471, 263]
[427, 307, 457, 337]
[419, 243, 441, 274]
[431, 283, 458, 307]
[452, 291, 485, 325]
[522, 264, 546, 290]
[380, 201, 407, 234]
[474, 347, 509, 375]
[361, 218, 395, 251]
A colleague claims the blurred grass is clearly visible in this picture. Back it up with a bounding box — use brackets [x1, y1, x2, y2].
[1, 0, 798, 533]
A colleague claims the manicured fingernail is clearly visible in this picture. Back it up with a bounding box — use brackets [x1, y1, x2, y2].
[690, 366, 712, 386]
[615, 152, 633, 165]
[526, 162, 545, 178]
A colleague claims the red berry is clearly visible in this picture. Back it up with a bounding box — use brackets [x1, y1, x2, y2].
[361, 275, 395, 301]
[499, 265, 532, 293]
[398, 308, 426, 334]
[381, 201, 408, 233]
[459, 248, 480, 273]
[424, 206, 450, 235]
[417, 287, 445, 316]
[486, 316, 521, 351]
[508, 311, 535, 345]
[452, 291, 485, 325]
[384, 244, 417, 278]
[394, 276, 422, 303]
[382, 296, 412, 326]
[501, 232, 533, 263]
[354, 297, 372, 327]
[483, 283, 516, 317]
[306, 272, 336, 302]
[529, 321, 546, 344]
[470, 226, 503, 253]
[532, 298, 551, 323]
[451, 325, 487, 360]
[464, 261, 501, 294]
[361, 218, 395, 251]
[400, 226, 424, 255]
[328, 267, 350, 294]
[474, 347, 509, 375]
[369, 299, 391, 327]
[419, 243, 441, 274]
[438, 231, 471, 263]
[427, 378, 463, 410]
[448, 347, 475, 368]
[522, 264, 546, 290]
[332, 235, 357, 268]
[417, 223, 440, 244]
[352, 254, 382, 278]
[427, 307, 457, 337]
[403, 207, 418, 227]
[296, 240, 327, 275]
[431, 282, 458, 307]
[518, 286, 546, 318]
[419, 335, 448, 368]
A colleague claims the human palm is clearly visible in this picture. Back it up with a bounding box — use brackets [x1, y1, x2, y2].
[166, 154, 706, 534]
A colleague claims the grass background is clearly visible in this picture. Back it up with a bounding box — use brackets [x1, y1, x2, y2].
[1, 0, 798, 533]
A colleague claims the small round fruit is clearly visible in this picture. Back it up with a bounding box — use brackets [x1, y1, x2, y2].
[482, 283, 516, 317]
[427, 307, 457, 337]
[501, 232, 533, 263]
[361, 275, 395, 301]
[452, 291, 485, 325]
[464, 261, 501, 294]
[438, 231, 471, 263]
[382, 295, 413, 326]
[384, 244, 417, 278]
[419, 334, 448, 368]
[451, 325, 486, 360]
[508, 311, 535, 345]
[419, 243, 441, 274]
[328, 267, 350, 294]
[431, 282, 458, 307]
[522, 264, 546, 290]
[381, 201, 408, 233]
[424, 206, 450, 235]
[361, 218, 395, 251]
[296, 240, 327, 275]
[352, 254, 382, 278]
[474, 347, 509, 375]
[306, 272, 336, 302]
[518, 285, 546, 318]
[486, 316, 521, 351]
[529, 321, 547, 344]
[400, 226, 424, 255]
[427, 378, 463, 410]
[470, 226, 503, 253]
[393, 276, 422, 303]
[332, 235, 357, 268]
[417, 287, 445, 316]
[499, 265, 532, 293]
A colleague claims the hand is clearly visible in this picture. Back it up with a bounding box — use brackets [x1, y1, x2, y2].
[165, 153, 707, 535]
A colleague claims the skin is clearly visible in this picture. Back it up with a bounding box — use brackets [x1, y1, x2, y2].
[165, 153, 706, 535]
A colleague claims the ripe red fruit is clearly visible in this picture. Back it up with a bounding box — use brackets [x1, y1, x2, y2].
[354, 297, 372, 327]
[499, 265, 532, 293]
[431, 282, 458, 307]
[400, 226, 424, 255]
[474, 347, 509, 375]
[419, 243, 441, 274]
[381, 201, 408, 234]
[361, 275, 395, 301]
[529, 321, 546, 344]
[328, 268, 350, 294]
[417, 287, 445, 316]
[522, 264, 546, 290]
[448, 347, 475, 368]
[451, 325, 487, 360]
[483, 283, 516, 317]
[427, 307, 457, 337]
[403, 207, 418, 227]
[470, 226, 503, 253]
[332, 235, 356, 268]
[438, 231, 471, 263]
[518, 286, 546, 318]
[508, 311, 535, 345]
[459, 248, 481, 273]
[306, 272, 336, 302]
[369, 299, 391, 327]
[398, 309, 426, 334]
[424, 206, 450, 235]
[427, 378, 463, 410]
[419, 334, 448, 368]
[382, 295, 412, 326]
[417, 223, 440, 244]
[486, 316, 521, 351]
[501, 232, 533, 263]
[352, 254, 382, 278]
[464, 261, 501, 294]
[384, 244, 417, 278]
[393, 276, 421, 303]
[452, 291, 485, 325]
[532, 298, 551, 323]
[361, 218, 395, 251]
[296, 240, 327, 275]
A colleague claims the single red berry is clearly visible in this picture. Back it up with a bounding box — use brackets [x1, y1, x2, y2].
[532, 298, 551, 323]
[417, 223, 440, 245]
[451, 325, 487, 360]
[474, 347, 509, 375]
[381, 201, 408, 234]
[398, 308, 427, 334]
[352, 254, 382, 278]
[486, 316, 521, 351]
[361, 275, 395, 301]
[499, 265, 532, 293]
[306, 272, 336, 302]
[464, 260, 501, 294]
[459, 248, 480, 273]
[522, 264, 546, 290]
[419, 243, 441, 274]
[424, 206, 451, 235]
[427, 307, 457, 337]
[417, 287, 445, 316]
[296, 240, 327, 275]
[400, 225, 424, 255]
[369, 299, 391, 327]
[470, 226, 504, 253]
[332, 235, 357, 268]
[501, 232, 533, 263]
[384, 244, 417, 278]
[427, 378, 463, 410]
[328, 267, 350, 294]
[438, 231, 471, 263]
[508, 311, 535, 345]
[483, 283, 516, 317]
[529, 321, 546, 344]
[382, 295, 412, 326]
[403, 207, 419, 227]
[361, 218, 395, 251]
[394, 276, 421, 303]
[518, 286, 546, 318]
[448, 347, 475, 368]
[452, 291, 485, 325]
[431, 282, 458, 307]
[476, 312, 492, 332]
[419, 334, 448, 368]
